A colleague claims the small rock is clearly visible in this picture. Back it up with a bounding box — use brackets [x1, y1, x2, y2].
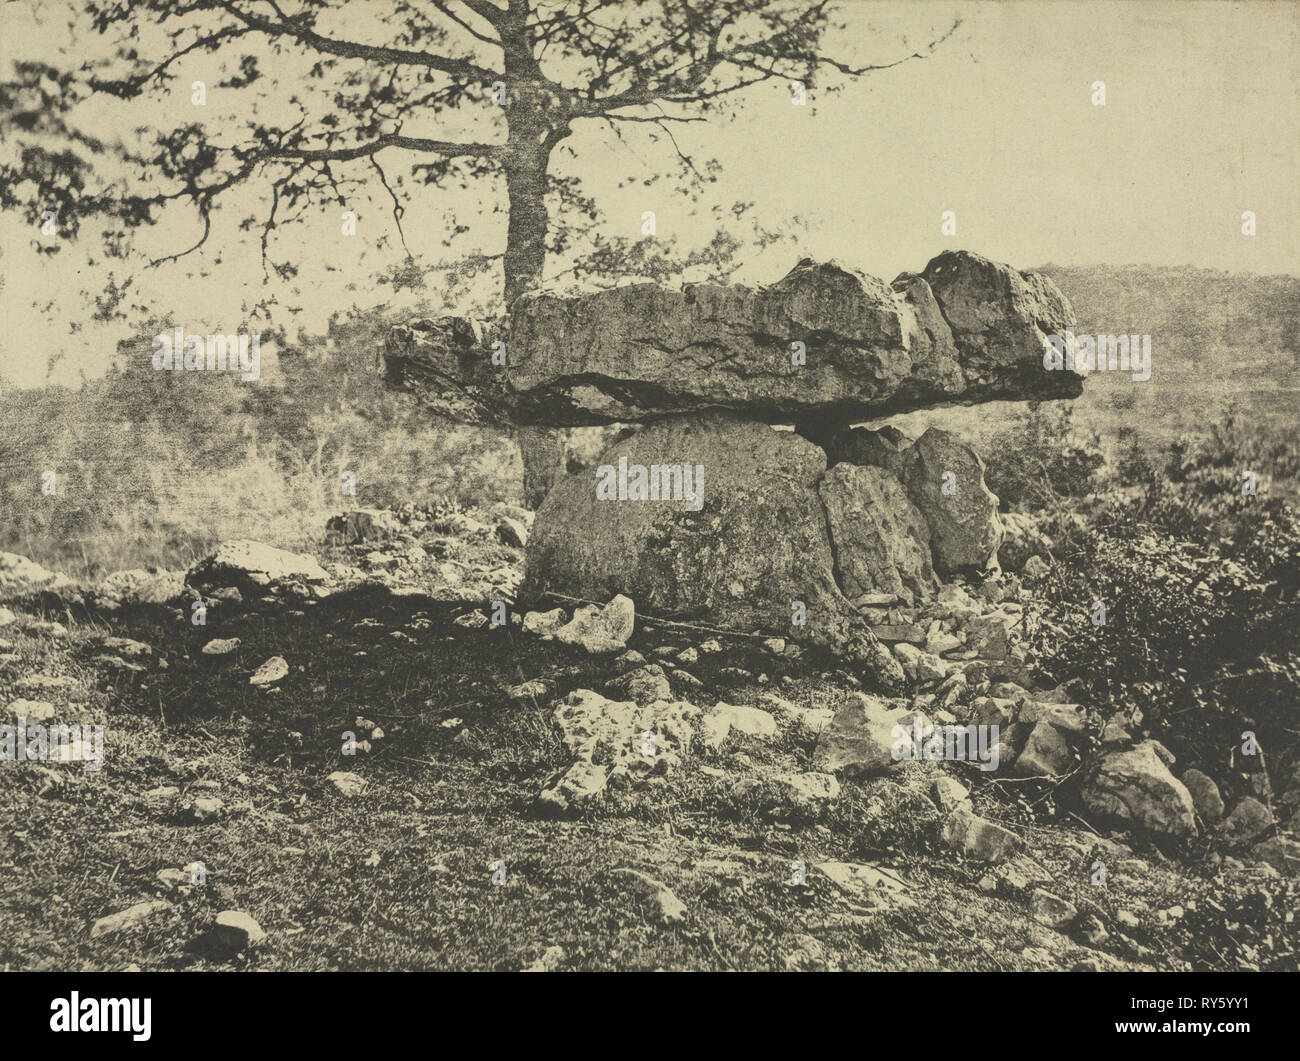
[326, 771, 367, 797]
[100, 636, 152, 658]
[607, 664, 672, 706]
[943, 805, 1023, 863]
[555, 595, 635, 654]
[211, 910, 267, 952]
[248, 656, 289, 686]
[522, 608, 565, 635]
[773, 771, 841, 807]
[201, 638, 241, 656]
[1029, 889, 1077, 929]
[0, 607, 15, 626]
[188, 797, 225, 822]
[1078, 913, 1109, 946]
[1221, 796, 1273, 843]
[508, 679, 550, 702]
[90, 900, 172, 938]
[931, 776, 970, 811]
[611, 868, 686, 924]
[698, 701, 777, 751]
[538, 761, 609, 812]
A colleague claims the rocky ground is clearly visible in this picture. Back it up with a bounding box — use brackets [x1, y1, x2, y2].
[0, 504, 1295, 971]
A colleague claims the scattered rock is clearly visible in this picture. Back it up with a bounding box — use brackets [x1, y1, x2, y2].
[606, 664, 672, 706]
[187, 540, 329, 595]
[1081, 740, 1197, 838]
[1221, 797, 1273, 844]
[697, 701, 777, 751]
[326, 771, 367, 798]
[1013, 721, 1075, 778]
[815, 692, 921, 776]
[187, 797, 225, 822]
[1020, 555, 1050, 582]
[1029, 889, 1077, 929]
[611, 868, 686, 924]
[248, 656, 289, 686]
[931, 776, 970, 811]
[816, 861, 915, 910]
[772, 771, 841, 807]
[554, 595, 635, 655]
[1181, 768, 1225, 826]
[327, 508, 401, 543]
[90, 900, 173, 939]
[507, 679, 550, 702]
[4, 698, 56, 723]
[522, 608, 565, 635]
[213, 910, 267, 950]
[201, 637, 240, 656]
[943, 805, 1023, 863]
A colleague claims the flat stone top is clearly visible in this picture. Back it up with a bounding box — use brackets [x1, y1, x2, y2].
[384, 250, 1082, 427]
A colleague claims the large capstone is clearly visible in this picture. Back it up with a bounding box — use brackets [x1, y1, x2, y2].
[384, 251, 1080, 428]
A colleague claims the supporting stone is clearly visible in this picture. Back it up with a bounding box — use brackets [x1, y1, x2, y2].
[517, 424, 569, 510]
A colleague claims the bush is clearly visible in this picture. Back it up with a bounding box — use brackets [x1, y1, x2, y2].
[982, 403, 1105, 509]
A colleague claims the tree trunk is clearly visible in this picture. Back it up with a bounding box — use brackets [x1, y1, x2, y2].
[504, 146, 566, 508]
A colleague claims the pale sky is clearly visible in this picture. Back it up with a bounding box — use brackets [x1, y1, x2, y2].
[1, 0, 1296, 390]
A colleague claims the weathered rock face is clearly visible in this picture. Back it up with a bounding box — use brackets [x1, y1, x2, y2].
[384, 252, 1081, 428]
[819, 463, 938, 603]
[818, 425, 1003, 574]
[899, 428, 1003, 574]
[519, 415, 885, 665]
[919, 250, 1077, 402]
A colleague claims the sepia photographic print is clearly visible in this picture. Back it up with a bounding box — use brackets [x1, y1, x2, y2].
[0, 0, 1295, 1030]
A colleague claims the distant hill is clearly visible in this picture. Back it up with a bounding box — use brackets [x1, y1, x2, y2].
[1036, 264, 1300, 442]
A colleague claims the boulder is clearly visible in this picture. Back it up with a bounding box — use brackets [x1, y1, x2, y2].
[520, 414, 889, 670]
[385, 252, 1081, 428]
[819, 463, 938, 603]
[898, 428, 1003, 574]
[919, 249, 1078, 402]
[1081, 740, 1197, 837]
